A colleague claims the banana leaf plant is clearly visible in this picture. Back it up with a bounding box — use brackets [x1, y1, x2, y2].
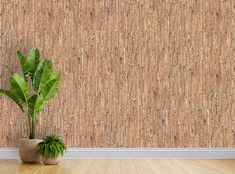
[0, 49, 60, 139]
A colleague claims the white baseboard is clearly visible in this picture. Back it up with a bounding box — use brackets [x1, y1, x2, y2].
[0, 148, 235, 159]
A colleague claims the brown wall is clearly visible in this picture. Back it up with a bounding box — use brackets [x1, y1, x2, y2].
[0, 0, 234, 148]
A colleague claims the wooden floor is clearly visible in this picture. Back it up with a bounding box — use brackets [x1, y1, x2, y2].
[0, 159, 235, 174]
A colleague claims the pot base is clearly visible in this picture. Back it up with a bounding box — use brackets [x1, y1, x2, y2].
[42, 157, 60, 165]
[19, 138, 42, 163]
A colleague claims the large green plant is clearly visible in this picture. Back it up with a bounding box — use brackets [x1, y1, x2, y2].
[0, 49, 60, 139]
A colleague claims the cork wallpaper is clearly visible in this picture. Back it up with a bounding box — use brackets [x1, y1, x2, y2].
[0, 0, 235, 148]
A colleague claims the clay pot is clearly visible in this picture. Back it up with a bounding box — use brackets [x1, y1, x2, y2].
[42, 157, 60, 165]
[19, 138, 42, 163]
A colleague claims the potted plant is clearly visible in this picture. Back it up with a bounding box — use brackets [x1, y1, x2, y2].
[37, 135, 66, 165]
[0, 49, 60, 163]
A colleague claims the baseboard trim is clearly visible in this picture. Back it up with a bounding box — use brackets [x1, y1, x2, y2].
[1, 148, 235, 159]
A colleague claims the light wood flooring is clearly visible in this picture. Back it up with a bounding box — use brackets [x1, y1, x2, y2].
[0, 159, 234, 174]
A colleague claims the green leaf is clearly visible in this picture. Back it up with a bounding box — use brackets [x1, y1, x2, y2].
[27, 48, 40, 80]
[33, 60, 52, 93]
[28, 94, 44, 118]
[44, 144, 49, 158]
[10, 74, 29, 104]
[41, 73, 60, 102]
[0, 88, 24, 111]
[47, 72, 60, 83]
[16, 51, 29, 81]
[29, 73, 60, 118]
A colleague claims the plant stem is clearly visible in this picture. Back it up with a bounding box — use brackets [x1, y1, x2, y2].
[27, 112, 32, 139]
[29, 118, 36, 139]
[27, 112, 36, 139]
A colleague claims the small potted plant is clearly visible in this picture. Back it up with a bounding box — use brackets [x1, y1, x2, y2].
[37, 135, 67, 165]
[0, 49, 60, 163]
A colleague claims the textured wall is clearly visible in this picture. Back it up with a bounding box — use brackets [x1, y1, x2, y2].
[0, 0, 234, 148]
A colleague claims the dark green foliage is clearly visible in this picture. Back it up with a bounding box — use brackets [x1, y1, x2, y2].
[37, 135, 67, 159]
[27, 49, 40, 81]
[0, 49, 61, 139]
[0, 88, 24, 111]
[16, 51, 29, 81]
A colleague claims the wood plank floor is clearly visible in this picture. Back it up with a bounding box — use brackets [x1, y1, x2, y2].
[0, 160, 235, 174]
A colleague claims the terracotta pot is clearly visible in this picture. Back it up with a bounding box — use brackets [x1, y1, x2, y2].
[19, 138, 42, 163]
[42, 157, 60, 165]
